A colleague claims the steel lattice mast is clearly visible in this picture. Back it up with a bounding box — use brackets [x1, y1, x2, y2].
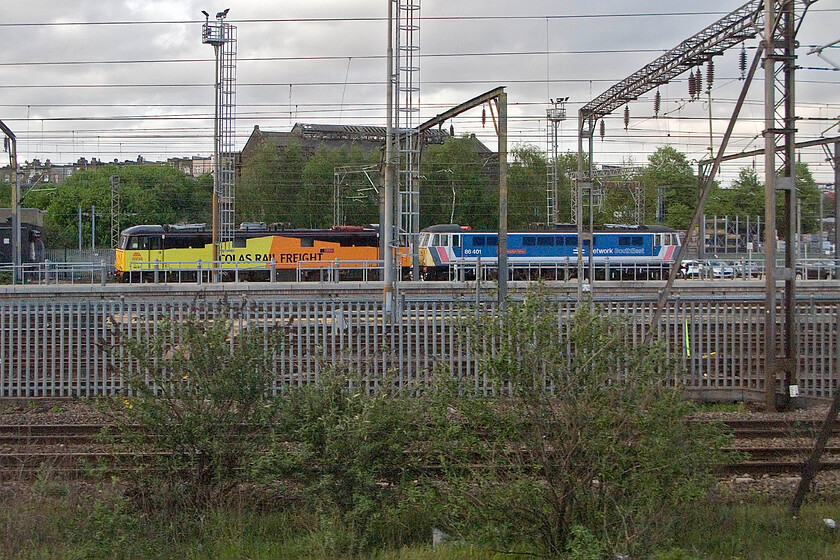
[202, 9, 237, 269]
[109, 175, 120, 249]
[395, 0, 421, 279]
[546, 98, 567, 224]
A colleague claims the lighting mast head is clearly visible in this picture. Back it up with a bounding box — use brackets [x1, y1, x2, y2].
[547, 97, 567, 122]
[202, 8, 231, 46]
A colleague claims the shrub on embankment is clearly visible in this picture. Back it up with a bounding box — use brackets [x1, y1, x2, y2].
[92, 290, 732, 558]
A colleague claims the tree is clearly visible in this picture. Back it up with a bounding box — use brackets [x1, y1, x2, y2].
[421, 136, 494, 229]
[299, 143, 378, 228]
[29, 164, 210, 248]
[237, 142, 285, 223]
[508, 144, 548, 228]
[795, 162, 822, 234]
[710, 163, 823, 238]
[643, 146, 698, 229]
[718, 166, 763, 219]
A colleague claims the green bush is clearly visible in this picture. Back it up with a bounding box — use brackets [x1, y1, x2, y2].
[431, 285, 734, 558]
[106, 300, 284, 511]
[258, 367, 435, 554]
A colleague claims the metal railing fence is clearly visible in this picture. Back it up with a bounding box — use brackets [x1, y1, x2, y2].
[0, 292, 837, 399]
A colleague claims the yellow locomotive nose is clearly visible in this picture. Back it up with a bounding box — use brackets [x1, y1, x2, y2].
[115, 249, 126, 272]
[418, 247, 432, 267]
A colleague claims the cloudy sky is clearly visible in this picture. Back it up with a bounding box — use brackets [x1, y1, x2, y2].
[1, 0, 838, 186]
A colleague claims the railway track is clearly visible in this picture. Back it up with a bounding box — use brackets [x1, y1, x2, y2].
[3, 417, 840, 479]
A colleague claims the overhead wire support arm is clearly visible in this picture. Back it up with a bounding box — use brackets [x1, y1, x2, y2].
[809, 38, 840, 70]
[413, 86, 509, 308]
[579, 0, 762, 123]
[416, 86, 505, 133]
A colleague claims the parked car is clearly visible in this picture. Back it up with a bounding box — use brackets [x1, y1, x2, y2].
[734, 260, 763, 278]
[680, 259, 703, 278]
[706, 260, 735, 279]
[796, 261, 837, 279]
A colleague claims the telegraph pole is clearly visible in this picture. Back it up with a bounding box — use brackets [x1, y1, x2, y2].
[0, 120, 20, 284]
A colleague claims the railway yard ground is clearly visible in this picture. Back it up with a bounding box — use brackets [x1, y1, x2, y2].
[3, 397, 840, 559]
[3, 397, 840, 500]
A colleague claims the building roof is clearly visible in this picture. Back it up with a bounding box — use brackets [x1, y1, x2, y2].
[242, 122, 468, 160]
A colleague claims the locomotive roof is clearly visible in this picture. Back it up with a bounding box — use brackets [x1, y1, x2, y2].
[121, 225, 165, 235]
[120, 224, 379, 236]
[422, 223, 678, 234]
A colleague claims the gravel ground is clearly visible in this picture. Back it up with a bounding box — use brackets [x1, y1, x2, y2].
[0, 398, 112, 425]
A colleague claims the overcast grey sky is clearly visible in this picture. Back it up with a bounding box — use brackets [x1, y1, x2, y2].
[1, 0, 838, 186]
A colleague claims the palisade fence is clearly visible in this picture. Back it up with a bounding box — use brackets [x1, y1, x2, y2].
[0, 293, 837, 398]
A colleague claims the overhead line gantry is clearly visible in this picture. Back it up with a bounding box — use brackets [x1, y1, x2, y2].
[576, 0, 820, 411]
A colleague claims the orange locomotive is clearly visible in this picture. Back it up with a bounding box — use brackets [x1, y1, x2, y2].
[115, 222, 408, 281]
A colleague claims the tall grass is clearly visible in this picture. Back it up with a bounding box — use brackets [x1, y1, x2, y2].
[2, 479, 840, 560]
[663, 500, 840, 560]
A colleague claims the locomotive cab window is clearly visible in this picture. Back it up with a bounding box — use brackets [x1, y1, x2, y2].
[451, 235, 460, 247]
[128, 236, 149, 250]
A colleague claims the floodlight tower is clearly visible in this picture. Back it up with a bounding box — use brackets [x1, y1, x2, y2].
[546, 97, 567, 224]
[202, 9, 237, 271]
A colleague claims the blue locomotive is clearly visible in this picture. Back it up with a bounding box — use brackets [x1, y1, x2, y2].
[418, 223, 681, 281]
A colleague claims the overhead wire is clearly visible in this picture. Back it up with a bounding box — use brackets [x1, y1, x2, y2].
[1, 11, 836, 183]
